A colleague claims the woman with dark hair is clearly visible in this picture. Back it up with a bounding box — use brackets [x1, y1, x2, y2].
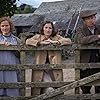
[0, 17, 21, 96]
[26, 21, 71, 96]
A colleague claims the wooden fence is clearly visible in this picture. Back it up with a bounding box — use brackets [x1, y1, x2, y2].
[0, 33, 100, 100]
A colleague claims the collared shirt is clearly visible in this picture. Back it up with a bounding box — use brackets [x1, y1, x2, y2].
[88, 26, 95, 35]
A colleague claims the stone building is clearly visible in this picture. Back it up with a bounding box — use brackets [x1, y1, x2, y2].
[11, 14, 44, 36]
[12, 0, 100, 36]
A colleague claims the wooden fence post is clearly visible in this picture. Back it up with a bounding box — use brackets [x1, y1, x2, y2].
[75, 47, 80, 94]
[20, 33, 26, 96]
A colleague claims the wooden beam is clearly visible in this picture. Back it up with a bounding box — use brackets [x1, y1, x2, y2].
[30, 72, 100, 100]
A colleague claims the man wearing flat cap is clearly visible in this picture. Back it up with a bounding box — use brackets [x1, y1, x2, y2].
[76, 9, 100, 96]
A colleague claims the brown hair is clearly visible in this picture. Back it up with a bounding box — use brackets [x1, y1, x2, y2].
[39, 21, 57, 37]
[0, 17, 15, 33]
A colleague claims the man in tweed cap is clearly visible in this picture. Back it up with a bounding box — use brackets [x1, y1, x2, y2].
[80, 9, 97, 18]
[76, 9, 100, 96]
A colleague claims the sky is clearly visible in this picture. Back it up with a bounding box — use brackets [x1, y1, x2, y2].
[17, 0, 63, 8]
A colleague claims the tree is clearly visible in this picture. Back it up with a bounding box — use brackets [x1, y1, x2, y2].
[0, 0, 19, 17]
[15, 4, 37, 14]
[23, 5, 34, 13]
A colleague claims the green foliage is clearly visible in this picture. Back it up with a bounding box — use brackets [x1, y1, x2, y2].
[0, 0, 19, 17]
[15, 4, 37, 14]
[23, 5, 34, 13]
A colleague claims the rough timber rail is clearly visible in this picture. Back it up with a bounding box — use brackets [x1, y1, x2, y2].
[0, 44, 100, 100]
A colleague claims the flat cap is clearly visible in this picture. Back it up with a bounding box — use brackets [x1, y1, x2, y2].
[80, 9, 97, 18]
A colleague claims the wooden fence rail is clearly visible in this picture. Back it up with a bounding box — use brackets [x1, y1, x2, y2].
[0, 42, 100, 100]
[30, 72, 100, 100]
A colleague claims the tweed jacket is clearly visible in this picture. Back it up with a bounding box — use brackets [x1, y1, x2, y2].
[76, 24, 100, 63]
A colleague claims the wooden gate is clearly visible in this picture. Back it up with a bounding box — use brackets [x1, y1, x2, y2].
[0, 33, 100, 100]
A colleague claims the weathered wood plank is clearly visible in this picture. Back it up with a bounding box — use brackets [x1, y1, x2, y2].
[74, 49, 80, 94]
[20, 51, 26, 96]
[1, 94, 100, 100]
[0, 96, 33, 100]
[1, 44, 100, 50]
[0, 80, 100, 88]
[0, 45, 71, 51]
[77, 44, 100, 49]
[46, 94, 100, 100]
[0, 63, 100, 70]
[30, 72, 100, 100]
[0, 81, 73, 88]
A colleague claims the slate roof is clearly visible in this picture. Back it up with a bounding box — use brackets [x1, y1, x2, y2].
[11, 14, 44, 27]
[29, 23, 41, 33]
[44, 11, 73, 22]
[64, 0, 100, 10]
[34, 0, 100, 15]
[34, 1, 70, 15]
[29, 10, 75, 32]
